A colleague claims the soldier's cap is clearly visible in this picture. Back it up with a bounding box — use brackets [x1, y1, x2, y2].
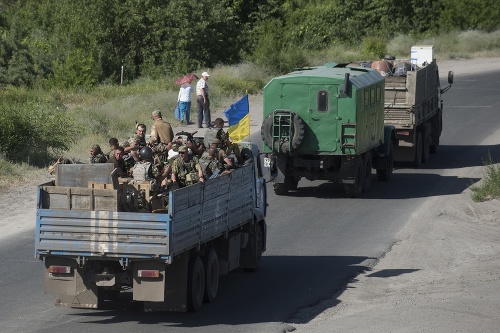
[178, 145, 188, 153]
[90, 144, 101, 150]
[152, 110, 162, 117]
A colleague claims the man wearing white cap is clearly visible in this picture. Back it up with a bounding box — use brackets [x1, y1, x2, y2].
[196, 72, 212, 128]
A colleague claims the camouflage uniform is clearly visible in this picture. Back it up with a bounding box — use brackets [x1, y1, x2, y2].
[219, 129, 241, 162]
[198, 150, 221, 178]
[171, 154, 202, 188]
[89, 144, 107, 163]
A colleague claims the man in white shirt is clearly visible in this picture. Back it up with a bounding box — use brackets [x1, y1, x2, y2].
[178, 81, 193, 124]
[196, 72, 212, 128]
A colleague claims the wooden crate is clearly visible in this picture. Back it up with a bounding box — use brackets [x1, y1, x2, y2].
[41, 185, 119, 211]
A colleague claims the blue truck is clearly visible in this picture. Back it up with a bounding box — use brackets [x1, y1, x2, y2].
[35, 142, 267, 312]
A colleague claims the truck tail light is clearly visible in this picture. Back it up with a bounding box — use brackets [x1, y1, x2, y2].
[397, 130, 410, 136]
[48, 265, 71, 274]
[137, 270, 160, 278]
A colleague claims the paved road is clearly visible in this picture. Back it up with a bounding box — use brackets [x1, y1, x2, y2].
[1, 62, 499, 333]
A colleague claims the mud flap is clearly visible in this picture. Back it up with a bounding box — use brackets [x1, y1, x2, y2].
[270, 154, 287, 184]
[44, 256, 99, 308]
[142, 252, 189, 312]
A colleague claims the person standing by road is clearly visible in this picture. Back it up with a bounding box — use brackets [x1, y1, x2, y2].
[178, 81, 193, 124]
[196, 72, 212, 128]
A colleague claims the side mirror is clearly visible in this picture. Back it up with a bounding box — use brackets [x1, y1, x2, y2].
[440, 71, 454, 94]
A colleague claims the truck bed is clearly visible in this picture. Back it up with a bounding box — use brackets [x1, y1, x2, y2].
[35, 164, 255, 263]
[383, 60, 439, 127]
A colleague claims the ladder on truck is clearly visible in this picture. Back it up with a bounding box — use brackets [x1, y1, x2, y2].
[271, 111, 293, 153]
[341, 122, 356, 154]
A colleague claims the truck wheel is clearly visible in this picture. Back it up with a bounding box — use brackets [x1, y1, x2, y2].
[243, 223, 263, 273]
[412, 132, 423, 168]
[203, 249, 219, 303]
[376, 146, 394, 181]
[273, 182, 289, 195]
[187, 256, 205, 312]
[285, 176, 299, 190]
[422, 128, 431, 163]
[362, 153, 372, 193]
[344, 158, 364, 197]
[430, 108, 443, 154]
[261, 114, 274, 149]
[261, 112, 305, 153]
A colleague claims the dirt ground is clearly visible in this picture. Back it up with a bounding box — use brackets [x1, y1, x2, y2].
[1, 57, 499, 333]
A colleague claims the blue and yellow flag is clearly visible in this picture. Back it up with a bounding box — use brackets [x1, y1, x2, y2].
[223, 94, 250, 143]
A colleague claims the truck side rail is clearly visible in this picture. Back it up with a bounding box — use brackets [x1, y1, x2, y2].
[35, 163, 256, 262]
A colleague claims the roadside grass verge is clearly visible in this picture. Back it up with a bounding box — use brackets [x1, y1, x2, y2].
[0, 158, 44, 190]
[470, 154, 500, 202]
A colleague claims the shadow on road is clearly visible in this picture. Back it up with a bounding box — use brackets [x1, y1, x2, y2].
[268, 143, 496, 200]
[68, 255, 374, 328]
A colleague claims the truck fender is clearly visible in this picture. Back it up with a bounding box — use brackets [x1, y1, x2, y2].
[267, 154, 286, 183]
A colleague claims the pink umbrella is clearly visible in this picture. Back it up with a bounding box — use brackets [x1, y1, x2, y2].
[175, 73, 199, 85]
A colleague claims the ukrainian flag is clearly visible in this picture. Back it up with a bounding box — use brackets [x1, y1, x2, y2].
[223, 94, 250, 143]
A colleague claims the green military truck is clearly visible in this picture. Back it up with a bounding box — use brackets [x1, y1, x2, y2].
[261, 62, 396, 197]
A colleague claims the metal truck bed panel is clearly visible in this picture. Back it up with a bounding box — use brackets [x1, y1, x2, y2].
[36, 210, 170, 258]
[36, 163, 256, 261]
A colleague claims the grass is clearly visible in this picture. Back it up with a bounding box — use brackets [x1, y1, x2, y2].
[470, 153, 500, 202]
[0, 158, 45, 190]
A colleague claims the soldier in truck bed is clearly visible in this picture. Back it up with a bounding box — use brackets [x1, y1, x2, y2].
[170, 145, 205, 188]
[89, 144, 107, 163]
[123, 123, 147, 162]
[205, 118, 242, 163]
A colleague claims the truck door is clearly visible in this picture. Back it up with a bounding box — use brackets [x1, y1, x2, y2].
[281, 84, 339, 153]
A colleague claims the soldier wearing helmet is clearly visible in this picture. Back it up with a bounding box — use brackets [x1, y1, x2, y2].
[132, 146, 161, 183]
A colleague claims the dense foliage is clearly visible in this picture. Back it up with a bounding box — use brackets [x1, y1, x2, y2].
[0, 0, 499, 166]
[0, 87, 80, 165]
[1, 0, 498, 88]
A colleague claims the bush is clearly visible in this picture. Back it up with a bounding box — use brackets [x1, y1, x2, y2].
[0, 86, 80, 165]
[362, 36, 387, 59]
[470, 153, 500, 202]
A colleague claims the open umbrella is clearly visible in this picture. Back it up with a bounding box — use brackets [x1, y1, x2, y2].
[175, 73, 199, 85]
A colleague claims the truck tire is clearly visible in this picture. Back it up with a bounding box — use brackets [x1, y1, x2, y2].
[285, 176, 299, 190]
[203, 249, 219, 303]
[243, 223, 263, 273]
[376, 146, 394, 181]
[430, 110, 442, 154]
[187, 256, 205, 312]
[261, 112, 305, 153]
[422, 127, 431, 163]
[273, 182, 289, 195]
[412, 132, 423, 168]
[344, 158, 364, 198]
[362, 153, 372, 193]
